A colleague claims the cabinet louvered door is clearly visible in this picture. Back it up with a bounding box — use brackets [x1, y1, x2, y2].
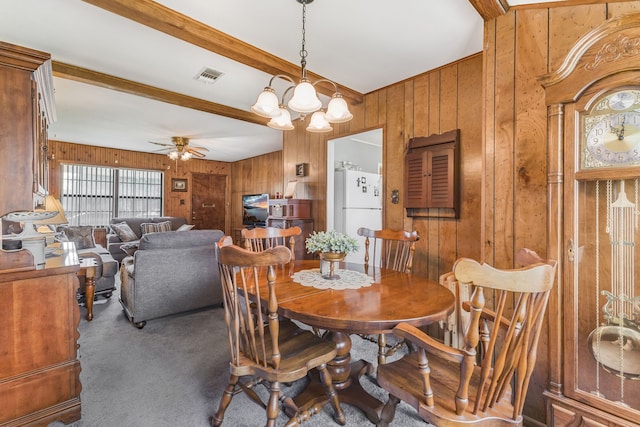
[404, 148, 428, 208]
[427, 145, 454, 208]
[404, 130, 459, 217]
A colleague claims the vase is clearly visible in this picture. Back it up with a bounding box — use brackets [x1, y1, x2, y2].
[319, 252, 346, 280]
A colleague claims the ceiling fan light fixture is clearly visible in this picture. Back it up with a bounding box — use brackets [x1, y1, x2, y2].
[306, 110, 332, 133]
[181, 151, 193, 161]
[168, 151, 180, 160]
[251, 0, 352, 132]
[267, 107, 294, 130]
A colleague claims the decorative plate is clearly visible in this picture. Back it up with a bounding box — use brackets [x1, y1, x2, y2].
[3, 211, 57, 222]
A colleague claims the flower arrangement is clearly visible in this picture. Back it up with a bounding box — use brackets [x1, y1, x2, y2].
[305, 230, 359, 255]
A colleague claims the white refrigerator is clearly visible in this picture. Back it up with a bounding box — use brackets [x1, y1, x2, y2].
[334, 170, 382, 264]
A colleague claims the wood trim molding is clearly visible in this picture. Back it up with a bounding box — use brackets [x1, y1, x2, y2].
[81, 0, 363, 105]
[539, 12, 640, 104]
[467, 0, 509, 20]
[52, 61, 268, 126]
[0, 41, 50, 71]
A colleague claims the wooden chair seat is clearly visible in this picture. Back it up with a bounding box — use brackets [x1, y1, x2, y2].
[378, 327, 517, 426]
[232, 327, 337, 382]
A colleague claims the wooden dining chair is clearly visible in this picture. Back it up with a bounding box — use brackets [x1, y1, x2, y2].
[212, 241, 345, 427]
[242, 226, 302, 261]
[376, 254, 557, 427]
[357, 227, 419, 273]
[356, 227, 419, 365]
[438, 247, 549, 349]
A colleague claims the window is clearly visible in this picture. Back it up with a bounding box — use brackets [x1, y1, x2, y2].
[61, 164, 163, 226]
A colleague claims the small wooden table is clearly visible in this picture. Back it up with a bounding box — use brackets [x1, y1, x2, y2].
[248, 260, 455, 424]
[78, 257, 98, 321]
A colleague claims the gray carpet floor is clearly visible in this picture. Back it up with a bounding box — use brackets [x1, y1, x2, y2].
[48, 284, 428, 427]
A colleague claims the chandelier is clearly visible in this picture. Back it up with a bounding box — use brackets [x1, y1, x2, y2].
[251, 0, 353, 133]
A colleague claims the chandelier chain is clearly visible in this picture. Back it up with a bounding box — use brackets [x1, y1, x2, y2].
[250, 0, 352, 131]
[299, 1, 308, 75]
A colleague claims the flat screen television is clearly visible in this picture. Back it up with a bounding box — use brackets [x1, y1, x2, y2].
[242, 193, 269, 227]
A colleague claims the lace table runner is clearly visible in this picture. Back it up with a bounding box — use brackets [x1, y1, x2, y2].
[292, 268, 375, 290]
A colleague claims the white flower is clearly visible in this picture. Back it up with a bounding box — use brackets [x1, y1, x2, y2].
[305, 230, 359, 254]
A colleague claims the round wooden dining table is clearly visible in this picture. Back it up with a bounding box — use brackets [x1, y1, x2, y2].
[255, 259, 456, 424]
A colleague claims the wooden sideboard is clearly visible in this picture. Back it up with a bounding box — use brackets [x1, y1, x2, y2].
[0, 242, 82, 426]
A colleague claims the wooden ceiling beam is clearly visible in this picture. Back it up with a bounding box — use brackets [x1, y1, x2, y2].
[467, 0, 509, 20]
[81, 0, 363, 105]
[52, 61, 269, 126]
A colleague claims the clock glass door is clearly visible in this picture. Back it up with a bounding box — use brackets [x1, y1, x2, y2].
[573, 179, 640, 410]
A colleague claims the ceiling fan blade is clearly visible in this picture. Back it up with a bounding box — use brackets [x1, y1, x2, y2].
[152, 148, 173, 153]
[148, 141, 173, 147]
[190, 144, 209, 152]
[187, 148, 206, 158]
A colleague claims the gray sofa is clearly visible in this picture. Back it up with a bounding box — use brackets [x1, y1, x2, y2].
[119, 229, 224, 328]
[107, 217, 188, 263]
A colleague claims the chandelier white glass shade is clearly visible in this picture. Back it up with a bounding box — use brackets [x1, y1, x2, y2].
[307, 110, 332, 133]
[251, 0, 353, 133]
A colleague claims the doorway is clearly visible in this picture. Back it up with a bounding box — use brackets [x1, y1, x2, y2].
[191, 173, 227, 231]
[326, 128, 383, 234]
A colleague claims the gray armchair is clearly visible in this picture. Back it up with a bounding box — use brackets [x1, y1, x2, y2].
[119, 229, 224, 328]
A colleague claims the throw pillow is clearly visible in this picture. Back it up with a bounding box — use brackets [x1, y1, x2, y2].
[58, 226, 95, 250]
[155, 220, 173, 232]
[176, 224, 195, 231]
[111, 222, 138, 242]
[141, 221, 173, 234]
[140, 222, 158, 235]
[120, 242, 139, 256]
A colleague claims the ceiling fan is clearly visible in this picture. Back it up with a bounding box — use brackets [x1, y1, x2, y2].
[149, 136, 209, 161]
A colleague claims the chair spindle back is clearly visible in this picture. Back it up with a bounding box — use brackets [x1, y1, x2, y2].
[217, 241, 292, 369]
[357, 227, 418, 272]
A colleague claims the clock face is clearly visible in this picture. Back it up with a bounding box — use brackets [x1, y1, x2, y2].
[581, 89, 640, 168]
[585, 111, 640, 165]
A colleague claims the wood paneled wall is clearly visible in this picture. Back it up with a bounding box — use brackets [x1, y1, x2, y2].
[230, 151, 284, 235]
[47, 140, 233, 231]
[282, 53, 484, 282]
[482, 1, 640, 422]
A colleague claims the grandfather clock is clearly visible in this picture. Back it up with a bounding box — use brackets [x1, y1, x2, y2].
[540, 14, 640, 426]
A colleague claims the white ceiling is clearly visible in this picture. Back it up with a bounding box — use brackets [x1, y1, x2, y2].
[0, 1, 537, 162]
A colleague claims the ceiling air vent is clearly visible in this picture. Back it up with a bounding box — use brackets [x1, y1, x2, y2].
[194, 67, 224, 84]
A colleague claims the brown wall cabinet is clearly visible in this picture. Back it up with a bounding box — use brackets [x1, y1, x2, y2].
[0, 41, 55, 217]
[404, 129, 460, 218]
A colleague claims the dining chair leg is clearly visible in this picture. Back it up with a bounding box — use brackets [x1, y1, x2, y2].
[317, 363, 346, 425]
[211, 375, 239, 427]
[266, 381, 282, 427]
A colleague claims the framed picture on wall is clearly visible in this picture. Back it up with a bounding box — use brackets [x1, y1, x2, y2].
[171, 178, 187, 192]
